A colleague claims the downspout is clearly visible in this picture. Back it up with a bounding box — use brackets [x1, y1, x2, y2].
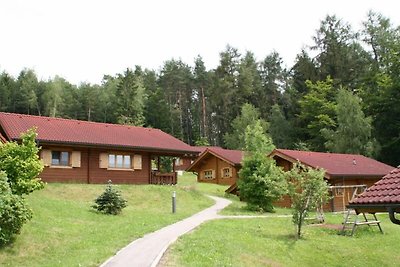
[388, 207, 400, 225]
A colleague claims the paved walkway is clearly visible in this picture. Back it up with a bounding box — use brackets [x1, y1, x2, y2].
[100, 196, 232, 267]
[100, 196, 291, 267]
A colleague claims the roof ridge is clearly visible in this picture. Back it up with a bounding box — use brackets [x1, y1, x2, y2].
[0, 112, 159, 131]
[277, 148, 366, 157]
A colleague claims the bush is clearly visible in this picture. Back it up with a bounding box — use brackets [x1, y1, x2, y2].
[92, 181, 127, 215]
[0, 172, 33, 245]
[0, 128, 44, 195]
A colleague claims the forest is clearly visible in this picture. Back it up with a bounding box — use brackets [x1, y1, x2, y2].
[0, 12, 399, 166]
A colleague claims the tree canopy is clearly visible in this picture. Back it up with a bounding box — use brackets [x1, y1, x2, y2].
[0, 11, 399, 165]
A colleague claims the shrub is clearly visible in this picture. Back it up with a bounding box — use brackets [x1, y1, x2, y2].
[0, 172, 33, 245]
[92, 181, 127, 215]
[0, 128, 44, 195]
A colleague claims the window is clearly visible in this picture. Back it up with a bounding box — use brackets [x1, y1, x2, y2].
[175, 158, 183, 166]
[108, 154, 131, 169]
[203, 170, 214, 180]
[222, 167, 232, 178]
[51, 151, 70, 166]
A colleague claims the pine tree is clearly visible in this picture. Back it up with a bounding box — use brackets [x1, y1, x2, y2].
[92, 181, 127, 215]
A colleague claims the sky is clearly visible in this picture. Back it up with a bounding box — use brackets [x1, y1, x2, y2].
[0, 0, 399, 85]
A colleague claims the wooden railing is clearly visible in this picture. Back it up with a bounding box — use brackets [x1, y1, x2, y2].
[150, 171, 177, 185]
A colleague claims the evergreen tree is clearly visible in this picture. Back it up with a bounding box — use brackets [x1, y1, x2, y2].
[268, 104, 293, 149]
[311, 15, 370, 89]
[115, 68, 147, 126]
[298, 77, 337, 151]
[92, 180, 127, 215]
[15, 69, 40, 115]
[0, 71, 15, 112]
[258, 51, 285, 115]
[322, 89, 377, 156]
[211, 45, 241, 145]
[193, 56, 212, 142]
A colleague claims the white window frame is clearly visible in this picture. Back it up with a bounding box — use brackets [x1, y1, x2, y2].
[203, 169, 214, 180]
[222, 167, 232, 178]
[108, 154, 132, 170]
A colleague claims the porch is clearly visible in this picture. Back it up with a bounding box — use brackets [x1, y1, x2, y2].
[149, 154, 181, 185]
[150, 171, 177, 185]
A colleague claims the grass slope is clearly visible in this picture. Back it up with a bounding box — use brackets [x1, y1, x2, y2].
[163, 210, 400, 266]
[0, 181, 212, 267]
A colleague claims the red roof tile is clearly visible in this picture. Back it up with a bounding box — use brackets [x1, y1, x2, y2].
[0, 112, 197, 154]
[350, 167, 400, 205]
[190, 146, 224, 154]
[207, 147, 244, 165]
[271, 149, 394, 178]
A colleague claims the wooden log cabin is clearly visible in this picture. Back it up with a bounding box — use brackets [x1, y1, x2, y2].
[270, 149, 394, 212]
[187, 147, 244, 185]
[0, 112, 199, 184]
[174, 146, 222, 172]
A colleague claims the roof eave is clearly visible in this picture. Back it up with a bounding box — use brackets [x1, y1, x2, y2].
[347, 203, 400, 212]
[330, 174, 387, 178]
[16, 138, 199, 156]
[270, 149, 331, 178]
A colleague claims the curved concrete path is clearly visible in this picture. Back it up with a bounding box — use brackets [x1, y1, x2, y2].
[100, 196, 232, 267]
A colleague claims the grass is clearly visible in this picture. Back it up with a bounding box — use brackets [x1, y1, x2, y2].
[180, 172, 292, 216]
[163, 213, 400, 267]
[0, 181, 213, 267]
[5, 172, 394, 266]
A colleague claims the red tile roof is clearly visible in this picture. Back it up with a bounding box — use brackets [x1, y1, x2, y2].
[207, 147, 244, 165]
[271, 149, 394, 178]
[190, 146, 223, 153]
[350, 167, 400, 205]
[188, 147, 244, 171]
[0, 112, 197, 154]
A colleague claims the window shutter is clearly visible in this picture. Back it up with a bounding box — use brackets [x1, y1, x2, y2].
[99, 153, 108, 168]
[133, 154, 142, 170]
[221, 168, 224, 178]
[41, 149, 51, 167]
[229, 167, 233, 178]
[212, 170, 216, 179]
[71, 151, 81, 168]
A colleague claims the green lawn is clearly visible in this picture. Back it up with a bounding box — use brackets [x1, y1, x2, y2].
[4, 173, 397, 267]
[180, 173, 292, 216]
[163, 213, 400, 267]
[0, 181, 213, 267]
